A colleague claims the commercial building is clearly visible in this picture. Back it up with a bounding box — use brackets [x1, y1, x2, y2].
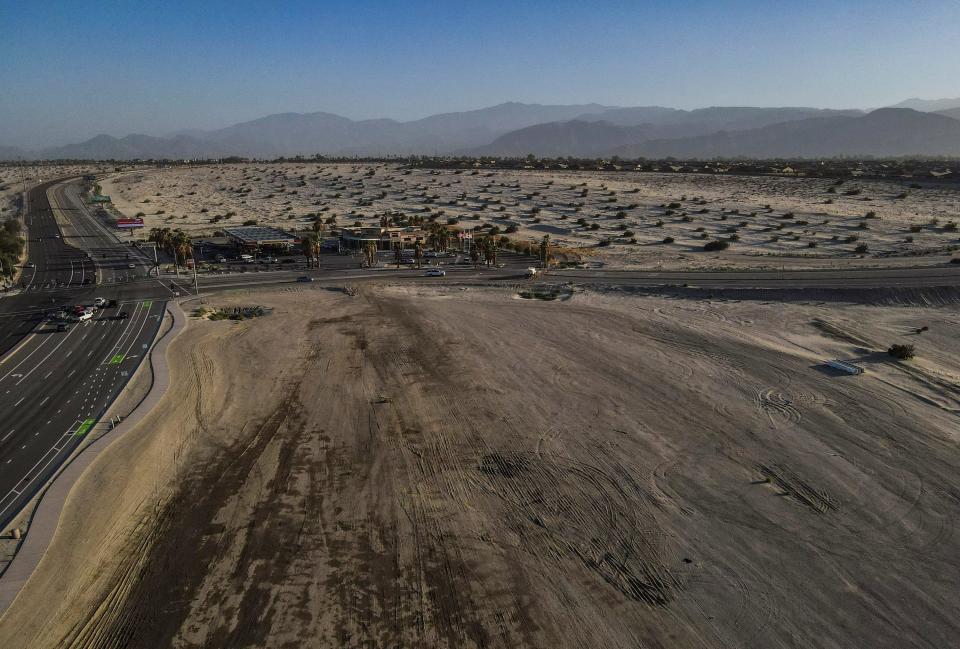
[340, 226, 425, 251]
[222, 226, 299, 251]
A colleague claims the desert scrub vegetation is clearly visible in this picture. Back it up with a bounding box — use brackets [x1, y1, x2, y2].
[0, 218, 24, 280]
[193, 305, 270, 320]
[703, 240, 730, 252]
[887, 344, 915, 360]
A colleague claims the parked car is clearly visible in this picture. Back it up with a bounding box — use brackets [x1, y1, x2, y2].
[76, 311, 93, 322]
[94, 297, 107, 307]
[424, 268, 446, 277]
[56, 323, 69, 332]
[116, 311, 129, 320]
[296, 276, 314, 282]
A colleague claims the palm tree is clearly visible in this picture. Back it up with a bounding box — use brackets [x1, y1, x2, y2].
[414, 240, 424, 269]
[363, 241, 377, 268]
[301, 235, 316, 268]
[539, 235, 550, 269]
[171, 230, 192, 270]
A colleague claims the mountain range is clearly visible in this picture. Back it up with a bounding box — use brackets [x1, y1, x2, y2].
[4, 99, 960, 161]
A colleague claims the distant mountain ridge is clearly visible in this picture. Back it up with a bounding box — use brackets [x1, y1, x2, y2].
[889, 97, 960, 113]
[3, 98, 960, 160]
[610, 108, 960, 159]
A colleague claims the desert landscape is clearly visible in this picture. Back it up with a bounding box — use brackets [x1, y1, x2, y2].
[100, 163, 960, 270]
[2, 284, 959, 648]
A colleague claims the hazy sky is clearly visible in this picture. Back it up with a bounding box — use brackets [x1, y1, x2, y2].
[2, 0, 959, 149]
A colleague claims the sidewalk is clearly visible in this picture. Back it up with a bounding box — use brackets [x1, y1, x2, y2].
[0, 301, 186, 617]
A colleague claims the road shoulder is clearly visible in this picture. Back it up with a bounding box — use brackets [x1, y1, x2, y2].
[0, 300, 185, 618]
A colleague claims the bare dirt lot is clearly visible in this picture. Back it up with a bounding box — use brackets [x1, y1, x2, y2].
[100, 163, 960, 269]
[2, 286, 959, 648]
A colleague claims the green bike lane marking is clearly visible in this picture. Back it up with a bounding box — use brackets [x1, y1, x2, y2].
[109, 354, 125, 364]
[74, 418, 95, 437]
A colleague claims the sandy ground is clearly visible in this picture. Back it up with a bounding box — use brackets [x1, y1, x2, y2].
[1, 284, 959, 648]
[0, 165, 110, 215]
[100, 163, 960, 269]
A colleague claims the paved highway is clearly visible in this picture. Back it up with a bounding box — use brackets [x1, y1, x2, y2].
[0, 180, 164, 531]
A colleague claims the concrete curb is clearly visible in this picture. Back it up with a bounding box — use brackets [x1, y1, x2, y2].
[0, 300, 187, 618]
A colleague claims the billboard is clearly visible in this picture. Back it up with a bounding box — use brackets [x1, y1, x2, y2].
[116, 218, 145, 229]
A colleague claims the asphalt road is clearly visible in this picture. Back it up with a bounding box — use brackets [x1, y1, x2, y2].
[0, 180, 164, 531]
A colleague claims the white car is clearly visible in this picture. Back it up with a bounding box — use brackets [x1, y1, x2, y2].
[93, 297, 107, 307]
[424, 268, 446, 277]
[76, 311, 93, 322]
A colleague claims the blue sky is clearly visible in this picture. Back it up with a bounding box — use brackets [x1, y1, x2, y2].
[1, 0, 958, 148]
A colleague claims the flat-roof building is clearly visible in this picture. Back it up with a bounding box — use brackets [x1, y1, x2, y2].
[223, 226, 299, 251]
[340, 226, 425, 250]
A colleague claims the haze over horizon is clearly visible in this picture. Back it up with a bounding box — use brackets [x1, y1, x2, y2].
[2, 0, 960, 150]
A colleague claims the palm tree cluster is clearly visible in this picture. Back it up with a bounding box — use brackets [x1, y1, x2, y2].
[301, 232, 321, 268]
[147, 227, 193, 269]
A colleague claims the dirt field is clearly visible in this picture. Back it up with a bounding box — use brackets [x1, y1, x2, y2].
[100, 163, 960, 269]
[2, 286, 959, 648]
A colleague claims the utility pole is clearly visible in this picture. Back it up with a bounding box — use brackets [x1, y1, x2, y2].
[192, 254, 200, 296]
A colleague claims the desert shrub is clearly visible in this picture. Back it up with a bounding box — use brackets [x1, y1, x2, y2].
[243, 219, 257, 226]
[887, 344, 915, 360]
[808, 241, 817, 248]
[944, 222, 958, 232]
[703, 239, 729, 251]
[662, 236, 675, 244]
[909, 224, 922, 233]
[135, 212, 145, 217]
[854, 243, 869, 254]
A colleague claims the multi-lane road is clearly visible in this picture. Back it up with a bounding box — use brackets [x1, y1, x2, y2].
[1, 176, 959, 532]
[0, 180, 163, 530]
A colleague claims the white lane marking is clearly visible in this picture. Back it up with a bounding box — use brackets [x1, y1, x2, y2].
[1, 430, 13, 442]
[14, 397, 25, 406]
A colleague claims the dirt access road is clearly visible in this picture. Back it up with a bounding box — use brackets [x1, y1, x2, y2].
[2, 285, 959, 648]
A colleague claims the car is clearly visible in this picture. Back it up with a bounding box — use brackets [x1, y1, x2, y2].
[116, 311, 129, 320]
[53, 234, 61, 239]
[128, 263, 136, 268]
[216, 255, 226, 263]
[25, 262, 35, 268]
[94, 297, 107, 307]
[56, 323, 69, 332]
[424, 268, 446, 277]
[76, 312, 93, 322]
[107, 299, 118, 308]
[82, 278, 92, 285]
[296, 276, 314, 282]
